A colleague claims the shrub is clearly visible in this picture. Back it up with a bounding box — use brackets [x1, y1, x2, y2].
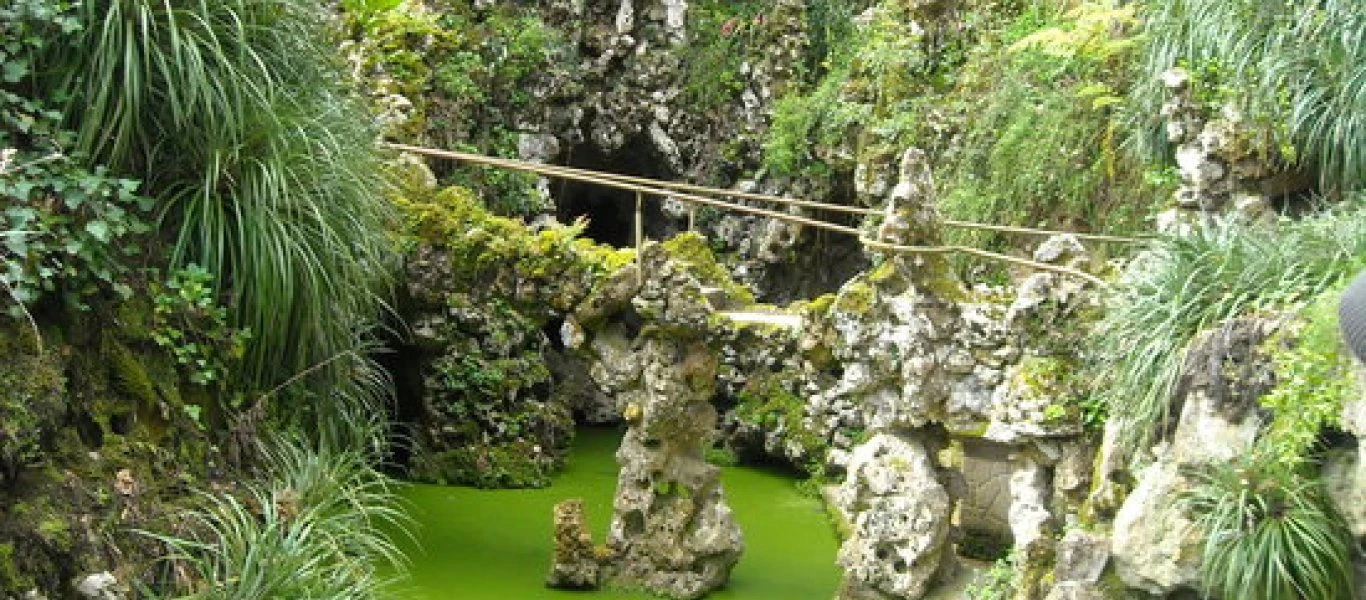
[964, 551, 1017, 600]
[151, 266, 251, 387]
[1093, 201, 1366, 457]
[940, 1, 1158, 255]
[1181, 449, 1355, 600]
[1, 0, 152, 314]
[1259, 288, 1356, 466]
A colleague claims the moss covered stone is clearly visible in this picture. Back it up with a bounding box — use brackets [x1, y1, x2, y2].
[660, 232, 756, 307]
[412, 440, 558, 489]
[0, 541, 30, 591]
[733, 372, 827, 472]
[831, 279, 877, 315]
[0, 303, 215, 595]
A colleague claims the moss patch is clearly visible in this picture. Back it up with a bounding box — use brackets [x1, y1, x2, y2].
[661, 232, 756, 306]
[106, 339, 157, 407]
[733, 372, 827, 473]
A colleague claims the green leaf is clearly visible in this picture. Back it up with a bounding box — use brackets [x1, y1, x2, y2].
[84, 220, 110, 242]
[1, 60, 27, 83]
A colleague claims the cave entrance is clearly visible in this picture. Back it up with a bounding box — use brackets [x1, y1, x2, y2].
[554, 137, 674, 248]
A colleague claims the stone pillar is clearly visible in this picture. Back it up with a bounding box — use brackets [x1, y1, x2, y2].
[603, 336, 744, 600]
[547, 499, 602, 589]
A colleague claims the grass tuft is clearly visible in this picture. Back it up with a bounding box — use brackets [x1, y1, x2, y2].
[142, 436, 408, 599]
[1093, 199, 1366, 457]
[1180, 448, 1355, 600]
[39, 0, 396, 429]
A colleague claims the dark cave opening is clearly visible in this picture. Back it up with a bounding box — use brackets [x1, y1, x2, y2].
[553, 137, 674, 248]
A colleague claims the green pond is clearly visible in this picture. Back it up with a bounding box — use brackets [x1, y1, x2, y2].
[385, 427, 842, 599]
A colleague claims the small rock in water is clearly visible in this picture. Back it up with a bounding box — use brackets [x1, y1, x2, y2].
[547, 498, 601, 590]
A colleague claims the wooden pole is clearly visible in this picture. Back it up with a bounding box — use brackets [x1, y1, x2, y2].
[636, 191, 645, 286]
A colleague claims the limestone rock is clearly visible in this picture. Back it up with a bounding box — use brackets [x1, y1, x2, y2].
[1042, 582, 1110, 600]
[1324, 446, 1366, 539]
[836, 433, 953, 600]
[1329, 375, 1366, 540]
[1008, 457, 1053, 554]
[1168, 319, 1274, 464]
[1157, 68, 1302, 224]
[1109, 461, 1202, 595]
[604, 337, 743, 599]
[73, 572, 123, 600]
[1053, 530, 1109, 584]
[1109, 319, 1271, 595]
[547, 499, 602, 589]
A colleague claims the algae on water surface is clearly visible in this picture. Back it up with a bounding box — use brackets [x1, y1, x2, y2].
[387, 427, 841, 599]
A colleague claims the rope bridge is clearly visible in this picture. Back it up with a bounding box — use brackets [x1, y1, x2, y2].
[385, 142, 1144, 287]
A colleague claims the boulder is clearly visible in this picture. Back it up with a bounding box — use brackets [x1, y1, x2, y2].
[1109, 461, 1202, 594]
[73, 572, 123, 600]
[1053, 530, 1109, 584]
[836, 432, 953, 600]
[1324, 446, 1366, 539]
[1042, 582, 1110, 600]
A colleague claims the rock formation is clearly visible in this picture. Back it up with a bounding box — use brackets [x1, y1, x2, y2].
[1108, 319, 1275, 595]
[1155, 67, 1306, 233]
[834, 432, 953, 600]
[547, 499, 601, 589]
[602, 336, 744, 599]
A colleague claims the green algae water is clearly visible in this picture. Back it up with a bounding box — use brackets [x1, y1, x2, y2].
[385, 427, 841, 599]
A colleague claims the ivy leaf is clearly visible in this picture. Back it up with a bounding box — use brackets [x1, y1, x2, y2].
[85, 220, 110, 242]
[1, 60, 26, 83]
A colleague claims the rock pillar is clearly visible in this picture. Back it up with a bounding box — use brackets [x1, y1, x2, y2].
[603, 336, 744, 599]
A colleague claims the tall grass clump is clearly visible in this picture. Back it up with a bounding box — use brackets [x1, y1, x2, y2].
[144, 437, 408, 599]
[1180, 448, 1355, 600]
[35, 0, 395, 432]
[1094, 200, 1366, 457]
[1130, 0, 1366, 192]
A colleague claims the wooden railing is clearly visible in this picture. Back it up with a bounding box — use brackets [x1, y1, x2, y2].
[386, 142, 1144, 287]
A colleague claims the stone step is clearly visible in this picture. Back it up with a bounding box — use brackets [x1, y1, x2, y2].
[716, 310, 803, 330]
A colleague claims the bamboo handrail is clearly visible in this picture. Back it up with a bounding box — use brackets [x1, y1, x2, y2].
[859, 238, 1107, 287]
[384, 142, 862, 235]
[387, 142, 872, 216]
[386, 142, 1145, 244]
[385, 141, 1115, 286]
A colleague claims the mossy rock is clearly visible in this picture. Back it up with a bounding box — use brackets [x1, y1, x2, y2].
[412, 441, 556, 489]
[831, 279, 877, 315]
[660, 232, 756, 307]
[396, 184, 630, 315]
[732, 371, 827, 471]
[0, 542, 32, 592]
[0, 328, 67, 483]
